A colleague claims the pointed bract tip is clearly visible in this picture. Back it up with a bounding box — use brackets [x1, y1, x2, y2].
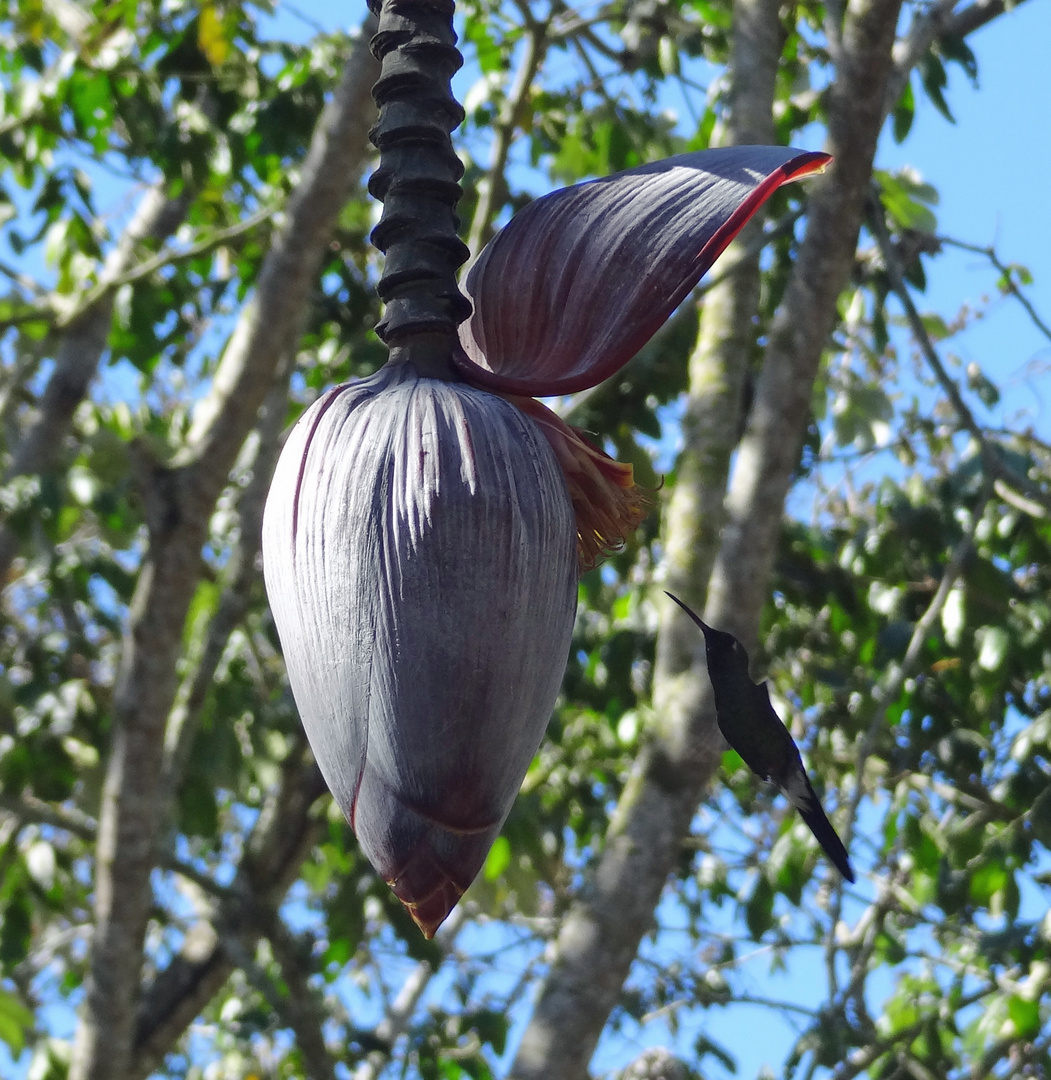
[386, 850, 468, 939]
[783, 150, 833, 180]
[392, 879, 465, 939]
[456, 146, 836, 397]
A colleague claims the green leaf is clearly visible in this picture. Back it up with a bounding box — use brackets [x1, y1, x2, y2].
[939, 34, 979, 85]
[483, 835, 511, 881]
[876, 170, 939, 233]
[464, 1008, 509, 1055]
[0, 893, 32, 968]
[919, 53, 955, 122]
[464, 17, 502, 75]
[1007, 995, 1041, 1038]
[969, 860, 1009, 906]
[892, 79, 915, 143]
[0, 988, 33, 1056]
[744, 874, 775, 940]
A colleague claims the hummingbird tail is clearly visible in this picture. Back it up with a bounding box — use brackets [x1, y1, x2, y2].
[788, 775, 856, 882]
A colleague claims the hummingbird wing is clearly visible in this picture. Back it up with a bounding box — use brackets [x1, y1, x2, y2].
[665, 592, 855, 883]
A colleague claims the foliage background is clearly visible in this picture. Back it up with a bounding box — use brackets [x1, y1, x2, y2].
[1, 1, 1049, 1079]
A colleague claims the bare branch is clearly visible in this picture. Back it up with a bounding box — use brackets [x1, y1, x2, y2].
[0, 790, 98, 841]
[57, 207, 276, 329]
[509, 0, 907, 1073]
[131, 753, 328, 1080]
[466, 23, 548, 252]
[0, 207, 275, 336]
[264, 918, 342, 1080]
[946, 0, 1030, 38]
[161, 358, 294, 792]
[824, 495, 989, 989]
[222, 923, 338, 1080]
[993, 477, 1049, 519]
[869, 201, 1051, 516]
[69, 20, 379, 1080]
[937, 233, 1051, 345]
[884, 0, 1032, 116]
[0, 182, 192, 581]
[182, 21, 380, 479]
[883, 0, 960, 114]
[830, 988, 991, 1080]
[0, 792, 233, 901]
[352, 905, 469, 1080]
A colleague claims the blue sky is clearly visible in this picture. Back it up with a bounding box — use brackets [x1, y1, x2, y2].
[3, 1, 1048, 1077]
[877, 1, 1051, 436]
[266, 4, 1051, 1075]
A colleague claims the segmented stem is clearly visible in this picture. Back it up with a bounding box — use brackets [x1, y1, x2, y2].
[367, 0, 471, 360]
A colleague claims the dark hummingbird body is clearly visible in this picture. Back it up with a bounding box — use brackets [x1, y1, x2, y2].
[666, 592, 855, 883]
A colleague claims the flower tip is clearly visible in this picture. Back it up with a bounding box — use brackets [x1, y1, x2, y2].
[387, 852, 467, 939]
[787, 150, 833, 179]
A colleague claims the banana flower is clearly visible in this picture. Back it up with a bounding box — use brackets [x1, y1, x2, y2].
[262, 146, 829, 935]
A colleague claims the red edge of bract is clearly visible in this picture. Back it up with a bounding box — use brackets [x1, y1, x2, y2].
[453, 149, 833, 397]
[693, 149, 831, 279]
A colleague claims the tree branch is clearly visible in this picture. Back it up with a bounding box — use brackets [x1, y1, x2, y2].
[0, 181, 192, 582]
[829, 988, 991, 1080]
[937, 233, 1051, 345]
[883, 0, 960, 114]
[0, 207, 275, 336]
[264, 917, 341, 1080]
[222, 920, 338, 1080]
[161, 357, 294, 793]
[0, 792, 234, 902]
[657, 0, 785, 670]
[509, 0, 906, 1075]
[466, 21, 547, 252]
[352, 905, 469, 1080]
[844, 485, 989, 847]
[824, 496, 989, 992]
[869, 201, 1051, 516]
[181, 17, 379, 483]
[131, 752, 328, 1080]
[69, 20, 380, 1080]
[55, 207, 276, 329]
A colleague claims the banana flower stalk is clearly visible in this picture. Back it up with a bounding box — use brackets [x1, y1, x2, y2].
[263, 146, 829, 936]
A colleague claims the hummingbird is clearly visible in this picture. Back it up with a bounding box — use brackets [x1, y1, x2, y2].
[666, 592, 855, 882]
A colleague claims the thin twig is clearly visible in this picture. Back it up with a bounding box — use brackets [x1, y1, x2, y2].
[0, 791, 233, 900]
[824, 487, 990, 993]
[869, 196, 1051, 517]
[352, 905, 469, 1080]
[937, 233, 1051, 345]
[845, 487, 988, 846]
[829, 988, 991, 1080]
[466, 21, 547, 251]
[2, 206, 275, 334]
[161, 353, 294, 791]
[884, 0, 960, 113]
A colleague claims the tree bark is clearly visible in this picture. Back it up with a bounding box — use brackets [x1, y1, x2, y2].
[68, 20, 379, 1080]
[0, 184, 191, 580]
[508, 0, 904, 1075]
